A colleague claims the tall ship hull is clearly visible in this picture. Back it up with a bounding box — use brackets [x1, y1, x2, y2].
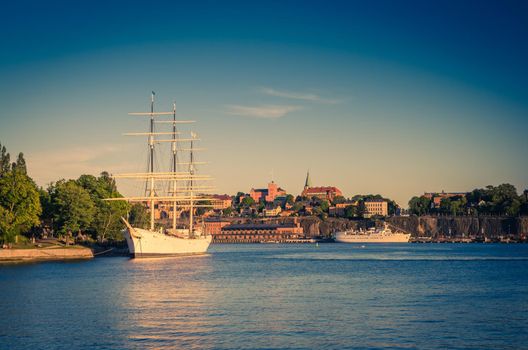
[335, 232, 411, 243]
[106, 92, 216, 258]
[123, 221, 211, 257]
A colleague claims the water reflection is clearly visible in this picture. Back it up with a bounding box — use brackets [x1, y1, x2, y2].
[119, 255, 217, 349]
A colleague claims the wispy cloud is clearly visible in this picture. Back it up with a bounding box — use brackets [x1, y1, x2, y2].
[260, 87, 339, 104]
[225, 104, 301, 119]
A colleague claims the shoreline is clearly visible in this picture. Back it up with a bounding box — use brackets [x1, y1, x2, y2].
[0, 246, 94, 264]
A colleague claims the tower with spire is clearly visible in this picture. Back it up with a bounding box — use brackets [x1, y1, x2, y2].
[304, 170, 311, 190]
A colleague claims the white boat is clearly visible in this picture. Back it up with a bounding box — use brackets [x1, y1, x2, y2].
[106, 92, 214, 257]
[335, 224, 411, 243]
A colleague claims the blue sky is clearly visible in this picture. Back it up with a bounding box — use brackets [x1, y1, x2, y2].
[1, 0, 527, 206]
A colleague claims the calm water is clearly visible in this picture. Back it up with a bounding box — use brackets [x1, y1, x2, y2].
[1, 244, 528, 349]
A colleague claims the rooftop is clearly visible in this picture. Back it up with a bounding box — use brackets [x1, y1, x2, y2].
[303, 186, 341, 193]
[365, 198, 387, 203]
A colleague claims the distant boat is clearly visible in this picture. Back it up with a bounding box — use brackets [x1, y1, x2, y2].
[335, 224, 411, 243]
[106, 92, 214, 257]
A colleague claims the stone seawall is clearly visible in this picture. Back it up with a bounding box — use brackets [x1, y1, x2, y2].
[388, 216, 528, 239]
[214, 215, 528, 240]
[0, 247, 94, 262]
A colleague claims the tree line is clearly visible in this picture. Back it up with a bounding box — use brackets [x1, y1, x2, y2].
[0, 143, 148, 244]
[408, 184, 528, 217]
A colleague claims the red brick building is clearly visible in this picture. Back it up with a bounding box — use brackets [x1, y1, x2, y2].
[250, 181, 286, 203]
[301, 171, 342, 202]
[214, 221, 304, 243]
[204, 218, 231, 235]
[302, 186, 343, 202]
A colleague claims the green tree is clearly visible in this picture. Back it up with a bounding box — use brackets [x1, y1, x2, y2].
[38, 187, 54, 228]
[234, 192, 245, 205]
[241, 196, 255, 207]
[52, 180, 96, 235]
[408, 196, 431, 216]
[332, 195, 346, 205]
[0, 168, 42, 243]
[345, 205, 357, 219]
[0, 143, 10, 175]
[222, 207, 234, 216]
[356, 200, 366, 218]
[129, 203, 149, 229]
[13, 153, 27, 174]
[310, 197, 330, 213]
[387, 200, 398, 216]
[439, 196, 467, 216]
[75, 173, 129, 241]
[491, 184, 519, 216]
[466, 184, 521, 216]
[292, 202, 303, 212]
[285, 194, 295, 205]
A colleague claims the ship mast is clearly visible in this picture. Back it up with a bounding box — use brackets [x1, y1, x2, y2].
[189, 132, 195, 236]
[171, 102, 178, 231]
[106, 93, 216, 237]
[149, 92, 155, 231]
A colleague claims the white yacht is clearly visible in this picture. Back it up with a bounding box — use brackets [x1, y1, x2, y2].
[335, 224, 411, 243]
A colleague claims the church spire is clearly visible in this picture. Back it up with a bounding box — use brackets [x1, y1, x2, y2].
[304, 170, 311, 189]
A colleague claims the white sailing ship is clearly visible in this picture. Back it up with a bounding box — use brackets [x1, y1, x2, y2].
[335, 224, 411, 243]
[106, 92, 214, 257]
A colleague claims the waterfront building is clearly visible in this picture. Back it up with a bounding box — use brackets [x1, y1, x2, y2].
[214, 221, 304, 243]
[364, 199, 388, 217]
[250, 181, 286, 203]
[204, 218, 231, 235]
[301, 171, 342, 202]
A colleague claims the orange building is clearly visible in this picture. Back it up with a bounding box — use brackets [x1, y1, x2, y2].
[250, 181, 286, 203]
[364, 199, 388, 217]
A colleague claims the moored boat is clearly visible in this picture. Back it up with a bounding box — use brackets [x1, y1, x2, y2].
[106, 92, 215, 257]
[335, 224, 411, 243]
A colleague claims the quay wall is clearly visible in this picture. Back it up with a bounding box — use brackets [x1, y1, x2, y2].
[227, 216, 528, 239]
[0, 247, 94, 262]
[388, 216, 528, 239]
